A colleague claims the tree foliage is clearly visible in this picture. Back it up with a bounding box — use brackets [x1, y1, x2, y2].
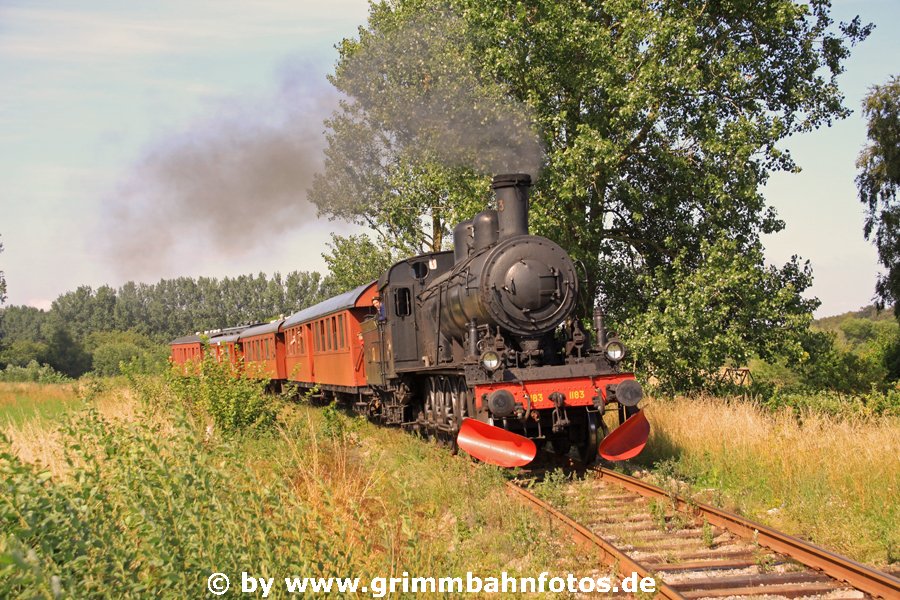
[322, 234, 397, 294]
[0, 271, 330, 377]
[856, 75, 900, 314]
[750, 305, 900, 394]
[0, 235, 6, 307]
[310, 5, 532, 256]
[314, 0, 869, 390]
[626, 238, 817, 392]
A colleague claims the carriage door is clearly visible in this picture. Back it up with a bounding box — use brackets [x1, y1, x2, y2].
[389, 286, 419, 366]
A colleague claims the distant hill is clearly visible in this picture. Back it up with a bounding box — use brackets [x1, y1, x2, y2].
[815, 305, 896, 328]
[813, 305, 898, 352]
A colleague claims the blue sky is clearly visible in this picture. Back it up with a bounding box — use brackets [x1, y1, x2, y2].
[0, 0, 897, 317]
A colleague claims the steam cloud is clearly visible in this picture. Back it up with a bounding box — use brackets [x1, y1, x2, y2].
[338, 11, 544, 176]
[103, 63, 337, 275]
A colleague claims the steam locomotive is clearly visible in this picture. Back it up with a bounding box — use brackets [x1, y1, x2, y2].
[170, 174, 649, 466]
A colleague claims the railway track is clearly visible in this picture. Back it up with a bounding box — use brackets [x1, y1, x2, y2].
[509, 466, 900, 599]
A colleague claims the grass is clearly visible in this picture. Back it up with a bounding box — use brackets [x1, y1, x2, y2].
[0, 382, 80, 427]
[7, 374, 896, 596]
[2, 376, 595, 598]
[628, 395, 900, 566]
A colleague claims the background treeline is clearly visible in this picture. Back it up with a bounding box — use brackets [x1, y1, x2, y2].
[750, 306, 900, 401]
[0, 272, 329, 378]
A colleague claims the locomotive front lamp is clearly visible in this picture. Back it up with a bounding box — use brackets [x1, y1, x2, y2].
[481, 351, 501, 371]
[605, 340, 625, 362]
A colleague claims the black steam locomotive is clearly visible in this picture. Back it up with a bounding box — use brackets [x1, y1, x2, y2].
[357, 174, 648, 466]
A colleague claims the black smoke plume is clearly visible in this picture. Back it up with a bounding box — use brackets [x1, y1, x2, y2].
[103, 63, 336, 275]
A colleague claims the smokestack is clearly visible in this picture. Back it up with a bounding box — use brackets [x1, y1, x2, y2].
[453, 219, 474, 263]
[493, 173, 531, 240]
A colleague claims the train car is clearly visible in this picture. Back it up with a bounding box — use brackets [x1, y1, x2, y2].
[282, 281, 378, 393]
[238, 320, 286, 381]
[207, 326, 250, 369]
[169, 334, 204, 374]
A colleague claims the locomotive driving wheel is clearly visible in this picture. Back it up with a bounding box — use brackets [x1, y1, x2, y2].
[424, 377, 440, 429]
[446, 377, 469, 430]
[578, 411, 601, 463]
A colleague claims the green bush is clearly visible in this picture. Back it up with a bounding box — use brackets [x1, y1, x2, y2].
[0, 408, 353, 598]
[90, 342, 142, 377]
[167, 356, 277, 433]
[319, 400, 364, 442]
[750, 325, 900, 397]
[756, 387, 900, 420]
[0, 340, 49, 369]
[0, 361, 70, 384]
[86, 331, 169, 377]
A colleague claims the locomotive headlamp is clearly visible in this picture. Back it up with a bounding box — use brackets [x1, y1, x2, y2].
[481, 351, 501, 371]
[605, 340, 626, 362]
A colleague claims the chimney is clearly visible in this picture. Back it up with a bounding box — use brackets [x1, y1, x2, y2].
[493, 173, 531, 240]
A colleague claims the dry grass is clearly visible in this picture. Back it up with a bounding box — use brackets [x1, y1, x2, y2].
[2, 381, 142, 480]
[632, 396, 900, 566]
[0, 382, 79, 426]
[0, 382, 75, 406]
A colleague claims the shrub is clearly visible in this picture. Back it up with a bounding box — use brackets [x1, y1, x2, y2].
[90, 342, 142, 377]
[319, 400, 364, 442]
[755, 387, 900, 420]
[0, 361, 70, 384]
[166, 356, 277, 433]
[0, 407, 353, 598]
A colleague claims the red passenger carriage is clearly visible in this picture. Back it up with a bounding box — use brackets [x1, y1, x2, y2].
[282, 281, 378, 392]
[169, 335, 204, 374]
[238, 320, 286, 380]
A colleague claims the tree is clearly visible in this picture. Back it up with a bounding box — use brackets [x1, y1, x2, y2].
[309, 6, 525, 257]
[322, 234, 396, 294]
[0, 235, 6, 350]
[857, 75, 900, 315]
[626, 237, 818, 391]
[314, 0, 870, 390]
[0, 235, 6, 306]
[42, 321, 92, 377]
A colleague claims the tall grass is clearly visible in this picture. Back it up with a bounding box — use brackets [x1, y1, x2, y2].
[0, 382, 79, 427]
[634, 396, 900, 565]
[2, 377, 587, 597]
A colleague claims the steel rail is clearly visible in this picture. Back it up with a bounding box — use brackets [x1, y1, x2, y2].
[591, 467, 900, 599]
[505, 481, 686, 600]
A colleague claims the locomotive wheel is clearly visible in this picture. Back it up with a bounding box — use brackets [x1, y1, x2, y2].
[553, 438, 572, 455]
[425, 378, 439, 429]
[440, 377, 453, 428]
[578, 411, 601, 463]
[448, 377, 468, 430]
